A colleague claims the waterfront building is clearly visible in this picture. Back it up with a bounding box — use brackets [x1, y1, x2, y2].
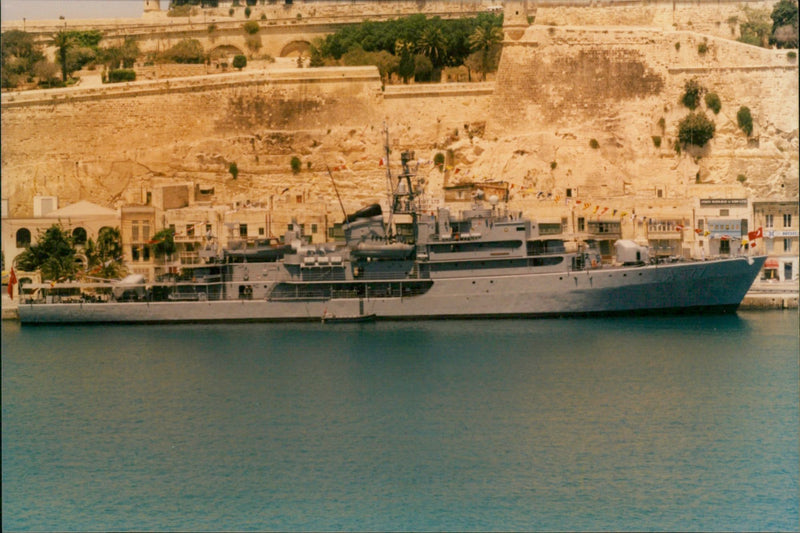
[694, 197, 751, 258]
[1, 199, 120, 275]
[753, 200, 799, 282]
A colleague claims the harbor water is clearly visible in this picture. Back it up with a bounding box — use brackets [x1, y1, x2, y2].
[2, 311, 798, 531]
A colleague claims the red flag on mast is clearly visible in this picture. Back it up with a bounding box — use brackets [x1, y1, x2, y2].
[7, 267, 17, 300]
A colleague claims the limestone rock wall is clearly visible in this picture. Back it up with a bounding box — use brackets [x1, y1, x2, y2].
[1, 67, 388, 217]
[487, 24, 797, 204]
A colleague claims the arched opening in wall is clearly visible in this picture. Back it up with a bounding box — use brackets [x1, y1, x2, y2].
[16, 228, 31, 248]
[72, 227, 87, 245]
[279, 40, 311, 58]
[209, 44, 244, 61]
[74, 253, 87, 271]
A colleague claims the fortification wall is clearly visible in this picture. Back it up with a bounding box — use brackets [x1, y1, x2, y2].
[1, 0, 796, 220]
[0, 67, 391, 217]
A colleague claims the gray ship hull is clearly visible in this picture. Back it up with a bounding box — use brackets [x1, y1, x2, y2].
[17, 256, 765, 324]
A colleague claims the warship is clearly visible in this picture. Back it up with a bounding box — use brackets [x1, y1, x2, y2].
[16, 132, 765, 324]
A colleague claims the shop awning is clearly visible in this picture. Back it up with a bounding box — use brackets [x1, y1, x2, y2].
[764, 259, 779, 269]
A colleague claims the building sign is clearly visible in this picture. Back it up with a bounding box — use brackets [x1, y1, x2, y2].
[766, 230, 799, 238]
[700, 198, 748, 206]
[708, 220, 742, 237]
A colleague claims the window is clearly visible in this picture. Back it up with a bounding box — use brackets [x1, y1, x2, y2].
[142, 222, 150, 242]
[15, 228, 31, 248]
[577, 217, 585, 232]
[539, 223, 562, 235]
[169, 224, 176, 233]
[656, 187, 664, 198]
[258, 227, 265, 236]
[719, 240, 730, 255]
[766, 214, 774, 228]
[187, 224, 195, 237]
[784, 214, 793, 228]
[588, 221, 621, 234]
[784, 239, 792, 252]
[311, 224, 318, 234]
[205, 224, 212, 233]
[239, 224, 248, 237]
[131, 222, 139, 242]
[566, 188, 573, 198]
[72, 227, 87, 245]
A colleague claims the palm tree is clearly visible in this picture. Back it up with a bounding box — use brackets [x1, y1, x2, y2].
[468, 25, 504, 80]
[417, 26, 447, 68]
[52, 30, 73, 82]
[85, 227, 125, 279]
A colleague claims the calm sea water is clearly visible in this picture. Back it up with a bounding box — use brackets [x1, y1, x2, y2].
[2, 311, 798, 532]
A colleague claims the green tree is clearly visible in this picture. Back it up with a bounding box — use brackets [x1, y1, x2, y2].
[395, 39, 415, 83]
[738, 6, 773, 47]
[417, 24, 447, 68]
[1, 30, 45, 87]
[15, 225, 78, 281]
[52, 30, 73, 81]
[468, 24, 503, 80]
[151, 228, 177, 260]
[737, 106, 754, 136]
[770, 0, 799, 48]
[233, 54, 247, 70]
[101, 38, 140, 69]
[165, 38, 205, 63]
[413, 53, 434, 82]
[678, 112, 716, 148]
[245, 34, 263, 54]
[85, 227, 125, 279]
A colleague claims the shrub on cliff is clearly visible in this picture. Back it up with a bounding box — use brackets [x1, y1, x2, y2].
[680, 78, 705, 110]
[290, 157, 302, 174]
[107, 69, 136, 83]
[737, 106, 754, 136]
[704, 92, 721, 114]
[233, 55, 247, 70]
[678, 112, 716, 148]
[243, 21, 260, 34]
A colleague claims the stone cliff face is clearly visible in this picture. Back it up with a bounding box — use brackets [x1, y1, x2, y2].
[1, 2, 797, 220]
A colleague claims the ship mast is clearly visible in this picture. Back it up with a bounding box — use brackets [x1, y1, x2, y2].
[382, 123, 417, 241]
